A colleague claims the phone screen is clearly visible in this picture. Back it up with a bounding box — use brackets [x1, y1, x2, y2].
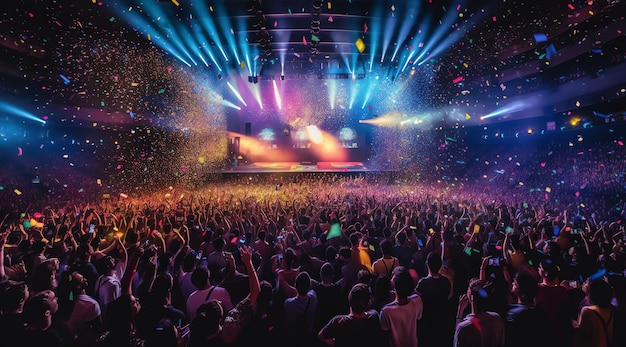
[488, 258, 500, 266]
[89, 224, 95, 233]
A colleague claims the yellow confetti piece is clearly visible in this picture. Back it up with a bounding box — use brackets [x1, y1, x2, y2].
[131, 82, 138, 87]
[355, 38, 365, 53]
[240, 60, 246, 69]
[14, 189, 22, 195]
[575, 100, 580, 107]
[545, 187, 552, 193]
[172, 0, 179, 6]
[120, 193, 128, 198]
[210, 6, 213, 12]
[465, 113, 471, 120]
[147, 34, 151, 41]
[327, 2, 331, 9]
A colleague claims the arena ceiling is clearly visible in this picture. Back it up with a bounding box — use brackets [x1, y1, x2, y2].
[1, 0, 625, 128]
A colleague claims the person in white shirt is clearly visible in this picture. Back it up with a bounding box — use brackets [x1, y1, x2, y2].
[380, 266, 423, 347]
[94, 241, 127, 319]
[186, 265, 233, 322]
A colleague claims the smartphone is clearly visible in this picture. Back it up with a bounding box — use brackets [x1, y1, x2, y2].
[239, 236, 246, 245]
[488, 257, 500, 266]
[89, 224, 95, 234]
[277, 253, 283, 259]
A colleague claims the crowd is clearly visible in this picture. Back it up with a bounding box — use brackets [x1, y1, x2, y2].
[0, 170, 624, 347]
[1, 124, 625, 347]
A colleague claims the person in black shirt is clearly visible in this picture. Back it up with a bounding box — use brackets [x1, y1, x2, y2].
[505, 271, 550, 347]
[318, 283, 387, 347]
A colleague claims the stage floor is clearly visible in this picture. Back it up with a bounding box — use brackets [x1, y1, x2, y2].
[220, 161, 378, 173]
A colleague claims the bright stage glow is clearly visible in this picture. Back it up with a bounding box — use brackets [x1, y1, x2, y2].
[306, 125, 323, 144]
[226, 82, 248, 107]
[480, 101, 527, 120]
[272, 80, 282, 110]
[0, 101, 46, 124]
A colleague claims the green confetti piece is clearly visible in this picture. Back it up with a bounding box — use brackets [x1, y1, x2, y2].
[311, 35, 319, 42]
[109, 17, 115, 22]
[288, 8, 292, 14]
[100, 101, 105, 106]
[538, 53, 546, 60]
[158, 88, 165, 94]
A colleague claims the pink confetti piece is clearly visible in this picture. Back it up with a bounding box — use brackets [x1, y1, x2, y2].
[618, 141, 624, 146]
[492, 16, 497, 21]
[568, 4, 575, 10]
[17, 147, 23, 156]
[452, 76, 464, 84]
[364, 23, 368, 33]
[302, 36, 307, 45]
[328, 16, 333, 22]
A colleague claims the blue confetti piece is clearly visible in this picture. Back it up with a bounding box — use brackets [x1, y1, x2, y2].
[59, 74, 70, 85]
[546, 43, 557, 60]
[477, 288, 488, 298]
[534, 33, 548, 43]
[589, 269, 606, 281]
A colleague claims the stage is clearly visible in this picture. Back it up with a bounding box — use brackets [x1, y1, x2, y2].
[220, 161, 380, 174]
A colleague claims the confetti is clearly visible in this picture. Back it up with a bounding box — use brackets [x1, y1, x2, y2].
[355, 38, 365, 53]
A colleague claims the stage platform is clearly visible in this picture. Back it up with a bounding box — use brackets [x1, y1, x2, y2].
[220, 161, 380, 174]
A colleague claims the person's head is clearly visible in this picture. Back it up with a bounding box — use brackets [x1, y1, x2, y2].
[543, 240, 561, 257]
[391, 266, 414, 298]
[467, 278, 495, 313]
[373, 275, 392, 302]
[319, 262, 335, 283]
[587, 278, 613, 308]
[30, 260, 59, 293]
[191, 267, 210, 290]
[75, 243, 93, 262]
[324, 245, 337, 261]
[338, 246, 352, 261]
[512, 271, 538, 304]
[284, 247, 297, 269]
[190, 300, 223, 342]
[212, 237, 226, 252]
[379, 239, 393, 256]
[348, 283, 371, 315]
[538, 259, 560, 281]
[0, 280, 29, 313]
[295, 271, 312, 296]
[23, 289, 58, 328]
[349, 232, 363, 248]
[426, 251, 442, 274]
[182, 252, 198, 272]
